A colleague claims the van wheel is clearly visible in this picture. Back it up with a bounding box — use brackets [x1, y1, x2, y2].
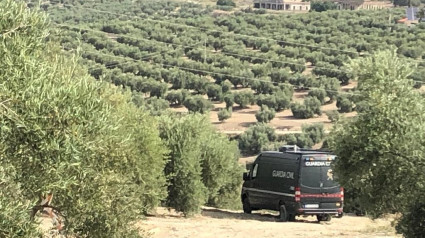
[317, 214, 332, 222]
[278, 205, 289, 222]
[242, 197, 252, 214]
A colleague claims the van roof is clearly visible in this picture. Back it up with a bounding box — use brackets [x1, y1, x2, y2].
[261, 150, 333, 156]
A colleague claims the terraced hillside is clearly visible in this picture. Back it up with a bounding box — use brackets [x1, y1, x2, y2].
[41, 0, 425, 135]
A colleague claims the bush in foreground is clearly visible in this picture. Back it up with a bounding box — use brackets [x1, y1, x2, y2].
[160, 114, 243, 215]
[1, 1, 167, 236]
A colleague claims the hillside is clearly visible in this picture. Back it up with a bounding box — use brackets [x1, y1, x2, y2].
[3, 1, 425, 237]
[39, 0, 425, 136]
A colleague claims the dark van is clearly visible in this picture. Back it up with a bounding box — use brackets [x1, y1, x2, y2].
[241, 146, 343, 222]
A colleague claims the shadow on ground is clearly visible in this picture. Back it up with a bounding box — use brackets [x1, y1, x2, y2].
[201, 208, 320, 224]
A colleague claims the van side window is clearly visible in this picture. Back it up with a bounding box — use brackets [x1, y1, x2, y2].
[252, 164, 258, 178]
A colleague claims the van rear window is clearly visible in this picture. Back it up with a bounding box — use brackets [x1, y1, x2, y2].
[300, 155, 338, 189]
[300, 166, 323, 188]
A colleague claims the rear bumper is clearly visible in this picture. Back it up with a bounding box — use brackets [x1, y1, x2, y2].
[297, 208, 343, 215]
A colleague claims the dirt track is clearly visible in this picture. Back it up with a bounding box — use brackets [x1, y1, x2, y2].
[140, 207, 400, 238]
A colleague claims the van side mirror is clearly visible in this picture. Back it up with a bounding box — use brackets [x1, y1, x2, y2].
[243, 172, 250, 181]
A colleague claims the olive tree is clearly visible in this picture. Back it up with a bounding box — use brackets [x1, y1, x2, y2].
[159, 114, 243, 214]
[234, 90, 255, 108]
[218, 108, 232, 122]
[183, 96, 214, 114]
[328, 50, 425, 238]
[290, 97, 322, 119]
[238, 123, 277, 155]
[255, 105, 276, 123]
[308, 88, 327, 105]
[0, 2, 167, 236]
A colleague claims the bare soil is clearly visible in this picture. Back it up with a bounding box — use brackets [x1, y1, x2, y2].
[140, 207, 400, 238]
[171, 82, 357, 134]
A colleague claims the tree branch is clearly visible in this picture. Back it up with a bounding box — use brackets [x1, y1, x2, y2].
[0, 24, 29, 38]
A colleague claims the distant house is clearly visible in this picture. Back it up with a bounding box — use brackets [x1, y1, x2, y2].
[406, 7, 425, 21]
[253, 0, 311, 11]
[333, 0, 392, 10]
[397, 7, 424, 26]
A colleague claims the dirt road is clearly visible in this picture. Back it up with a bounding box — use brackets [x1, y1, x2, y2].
[140, 207, 400, 238]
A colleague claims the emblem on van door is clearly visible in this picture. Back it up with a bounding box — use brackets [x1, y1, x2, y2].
[327, 169, 333, 181]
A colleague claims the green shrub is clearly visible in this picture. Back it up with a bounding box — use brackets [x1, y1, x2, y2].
[159, 115, 207, 216]
[160, 114, 242, 213]
[207, 84, 223, 101]
[291, 97, 322, 119]
[200, 133, 243, 209]
[396, 201, 425, 238]
[218, 108, 232, 122]
[270, 68, 291, 83]
[279, 134, 297, 145]
[308, 88, 327, 105]
[354, 100, 369, 113]
[304, 97, 322, 116]
[224, 93, 234, 109]
[234, 90, 255, 108]
[274, 90, 292, 111]
[250, 79, 276, 94]
[217, 0, 236, 7]
[291, 103, 311, 119]
[255, 105, 276, 123]
[0, 165, 41, 238]
[146, 96, 170, 116]
[316, 76, 340, 102]
[221, 80, 233, 94]
[166, 90, 183, 105]
[256, 94, 277, 110]
[0, 2, 167, 236]
[295, 133, 314, 148]
[238, 123, 277, 155]
[289, 74, 315, 89]
[325, 110, 340, 122]
[150, 81, 168, 98]
[190, 77, 210, 95]
[183, 96, 213, 114]
[166, 90, 189, 106]
[310, 1, 338, 12]
[256, 93, 290, 112]
[261, 141, 283, 151]
[302, 123, 325, 144]
[337, 95, 354, 113]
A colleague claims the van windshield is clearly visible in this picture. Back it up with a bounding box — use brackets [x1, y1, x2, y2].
[300, 155, 339, 189]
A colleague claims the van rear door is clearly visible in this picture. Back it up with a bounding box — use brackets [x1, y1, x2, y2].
[299, 155, 342, 211]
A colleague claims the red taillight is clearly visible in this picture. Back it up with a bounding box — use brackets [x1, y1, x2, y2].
[340, 187, 344, 201]
[295, 187, 301, 202]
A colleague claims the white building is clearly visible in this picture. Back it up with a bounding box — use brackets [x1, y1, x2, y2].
[253, 0, 311, 11]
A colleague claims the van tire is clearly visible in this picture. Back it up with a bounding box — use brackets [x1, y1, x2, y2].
[317, 214, 332, 222]
[242, 197, 252, 214]
[278, 205, 289, 222]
